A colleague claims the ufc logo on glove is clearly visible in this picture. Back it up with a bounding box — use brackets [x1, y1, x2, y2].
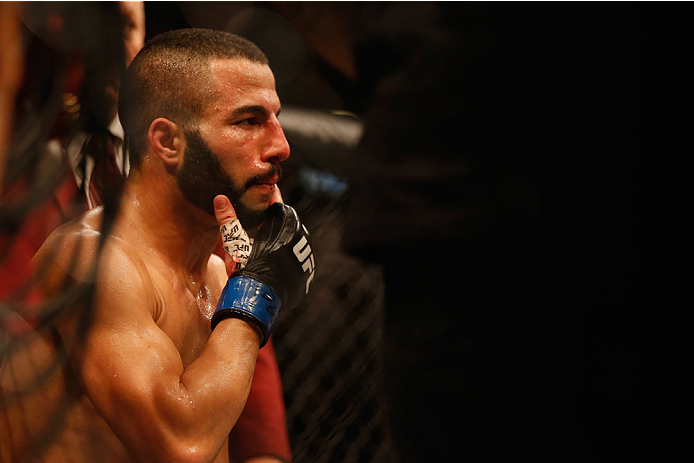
[292, 227, 315, 294]
[212, 203, 315, 347]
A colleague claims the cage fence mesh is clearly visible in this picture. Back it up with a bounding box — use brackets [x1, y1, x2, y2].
[273, 206, 395, 463]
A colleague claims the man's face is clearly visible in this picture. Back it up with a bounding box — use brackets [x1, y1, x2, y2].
[176, 128, 280, 229]
[178, 58, 290, 228]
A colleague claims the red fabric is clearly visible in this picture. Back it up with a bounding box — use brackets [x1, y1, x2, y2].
[0, 171, 83, 300]
[230, 337, 292, 463]
[85, 132, 124, 207]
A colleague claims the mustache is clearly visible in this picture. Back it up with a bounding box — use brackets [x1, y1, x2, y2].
[243, 164, 282, 190]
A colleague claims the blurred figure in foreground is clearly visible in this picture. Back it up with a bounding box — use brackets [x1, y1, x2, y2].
[0, 2, 24, 188]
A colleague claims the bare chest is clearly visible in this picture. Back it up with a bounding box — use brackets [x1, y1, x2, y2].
[153, 278, 220, 367]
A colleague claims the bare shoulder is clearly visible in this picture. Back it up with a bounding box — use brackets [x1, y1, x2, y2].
[32, 208, 105, 291]
[33, 207, 155, 305]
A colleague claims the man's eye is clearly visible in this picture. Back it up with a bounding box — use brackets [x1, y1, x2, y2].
[236, 118, 257, 126]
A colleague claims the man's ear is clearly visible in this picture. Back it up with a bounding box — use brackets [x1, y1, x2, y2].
[147, 118, 183, 167]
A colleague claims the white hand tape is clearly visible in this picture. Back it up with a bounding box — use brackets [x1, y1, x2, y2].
[219, 218, 252, 272]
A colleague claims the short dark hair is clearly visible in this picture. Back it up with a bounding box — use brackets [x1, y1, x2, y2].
[118, 28, 268, 168]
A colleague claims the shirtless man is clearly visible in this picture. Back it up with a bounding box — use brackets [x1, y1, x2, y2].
[0, 28, 313, 462]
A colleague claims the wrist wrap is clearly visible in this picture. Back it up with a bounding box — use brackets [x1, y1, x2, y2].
[211, 276, 281, 348]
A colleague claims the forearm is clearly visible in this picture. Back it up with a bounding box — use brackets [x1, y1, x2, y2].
[83, 317, 260, 463]
[163, 319, 260, 461]
[178, 318, 260, 430]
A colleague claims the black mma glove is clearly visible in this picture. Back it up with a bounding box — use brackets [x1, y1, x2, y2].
[211, 203, 315, 347]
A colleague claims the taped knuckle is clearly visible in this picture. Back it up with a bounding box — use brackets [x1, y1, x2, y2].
[220, 217, 252, 270]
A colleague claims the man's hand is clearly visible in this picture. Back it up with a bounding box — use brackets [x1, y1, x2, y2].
[269, 183, 284, 205]
[213, 186, 283, 276]
[211, 195, 315, 347]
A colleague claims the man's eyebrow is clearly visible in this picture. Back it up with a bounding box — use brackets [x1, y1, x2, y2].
[231, 105, 282, 118]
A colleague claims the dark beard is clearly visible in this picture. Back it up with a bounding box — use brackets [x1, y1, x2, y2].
[176, 129, 279, 229]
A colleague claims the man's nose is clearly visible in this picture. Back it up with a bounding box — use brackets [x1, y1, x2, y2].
[263, 118, 290, 164]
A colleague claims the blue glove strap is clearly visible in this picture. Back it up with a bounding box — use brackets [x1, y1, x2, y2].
[211, 276, 281, 348]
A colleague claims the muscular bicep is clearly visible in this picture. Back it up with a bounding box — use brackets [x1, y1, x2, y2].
[82, 278, 183, 419]
[73, 247, 191, 456]
[64, 243, 258, 462]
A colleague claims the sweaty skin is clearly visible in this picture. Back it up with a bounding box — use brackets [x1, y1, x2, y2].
[0, 205, 251, 463]
[0, 58, 290, 463]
